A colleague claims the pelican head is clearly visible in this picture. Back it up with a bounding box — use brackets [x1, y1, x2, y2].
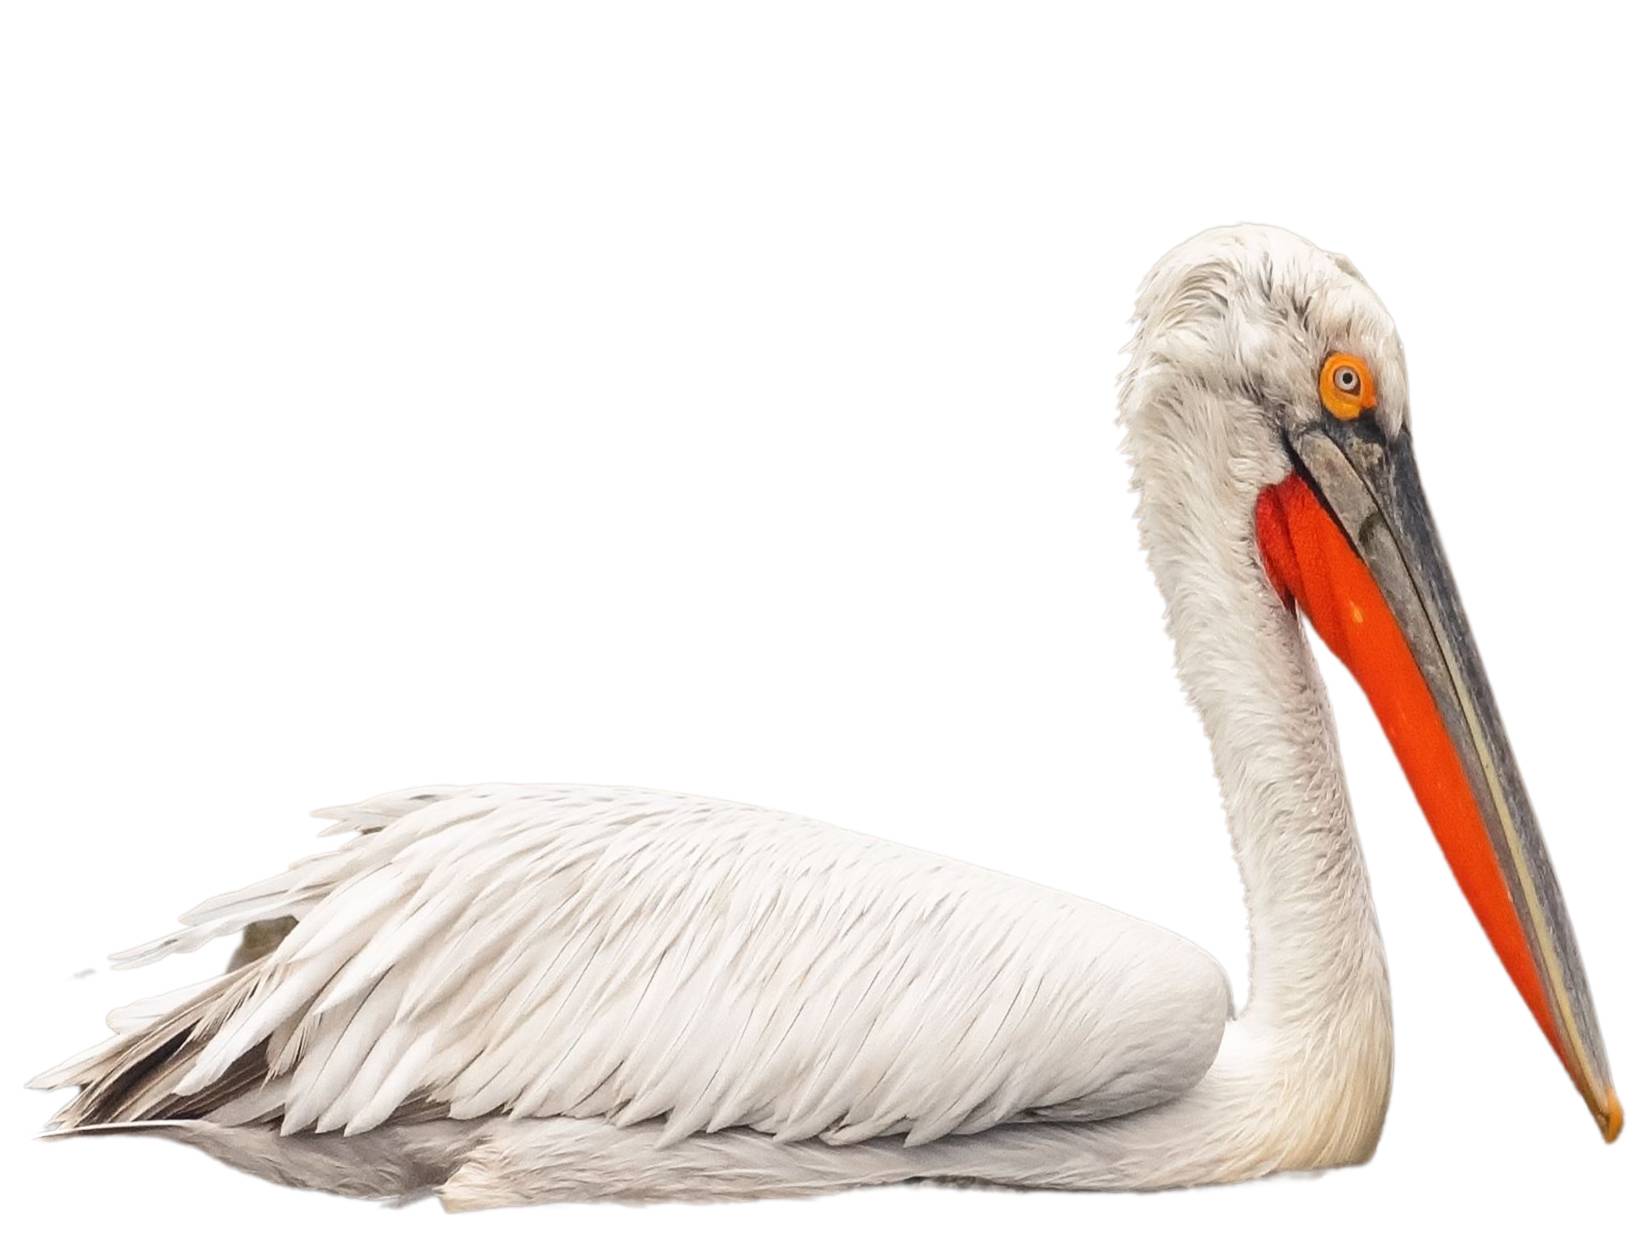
[1122, 224, 1620, 1142]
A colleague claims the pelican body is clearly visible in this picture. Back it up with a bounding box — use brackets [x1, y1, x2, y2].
[33, 226, 1620, 1208]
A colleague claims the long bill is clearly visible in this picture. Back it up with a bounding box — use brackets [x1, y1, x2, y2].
[1255, 416, 1621, 1142]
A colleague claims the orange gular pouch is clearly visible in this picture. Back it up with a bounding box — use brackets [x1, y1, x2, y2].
[1253, 473, 1563, 1062]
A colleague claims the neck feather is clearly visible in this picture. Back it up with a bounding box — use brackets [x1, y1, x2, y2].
[1168, 510, 1387, 1033]
[1120, 391, 1393, 1170]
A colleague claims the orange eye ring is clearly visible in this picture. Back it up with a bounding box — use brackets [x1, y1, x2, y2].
[1319, 353, 1378, 420]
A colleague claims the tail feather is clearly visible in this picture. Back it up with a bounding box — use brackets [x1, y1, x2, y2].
[32, 788, 462, 1145]
[38, 968, 259, 1130]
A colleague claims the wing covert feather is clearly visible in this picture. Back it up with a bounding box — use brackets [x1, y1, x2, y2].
[41, 785, 1230, 1147]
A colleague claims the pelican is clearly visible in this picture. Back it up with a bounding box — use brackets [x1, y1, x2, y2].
[32, 224, 1620, 1208]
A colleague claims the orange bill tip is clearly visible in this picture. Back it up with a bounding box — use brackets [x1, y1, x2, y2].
[1602, 1090, 1624, 1143]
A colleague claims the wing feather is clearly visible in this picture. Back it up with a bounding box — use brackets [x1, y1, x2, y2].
[37, 784, 1230, 1147]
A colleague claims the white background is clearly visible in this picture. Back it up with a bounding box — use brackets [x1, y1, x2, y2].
[3, 2, 1642, 1231]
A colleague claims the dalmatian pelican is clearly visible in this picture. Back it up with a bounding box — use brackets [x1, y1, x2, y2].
[32, 224, 1620, 1208]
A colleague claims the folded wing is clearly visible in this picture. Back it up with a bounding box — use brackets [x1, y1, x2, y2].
[36, 784, 1230, 1147]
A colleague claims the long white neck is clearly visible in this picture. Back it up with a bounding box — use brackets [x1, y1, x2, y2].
[1145, 467, 1388, 1036]
[1147, 467, 1392, 1090]
[1100, 385, 1394, 1175]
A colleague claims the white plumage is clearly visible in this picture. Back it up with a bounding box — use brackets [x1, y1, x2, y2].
[30, 225, 1396, 1204]
[38, 223, 1611, 1206]
[52, 785, 1225, 1149]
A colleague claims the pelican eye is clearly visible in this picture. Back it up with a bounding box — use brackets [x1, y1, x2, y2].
[1319, 353, 1377, 420]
